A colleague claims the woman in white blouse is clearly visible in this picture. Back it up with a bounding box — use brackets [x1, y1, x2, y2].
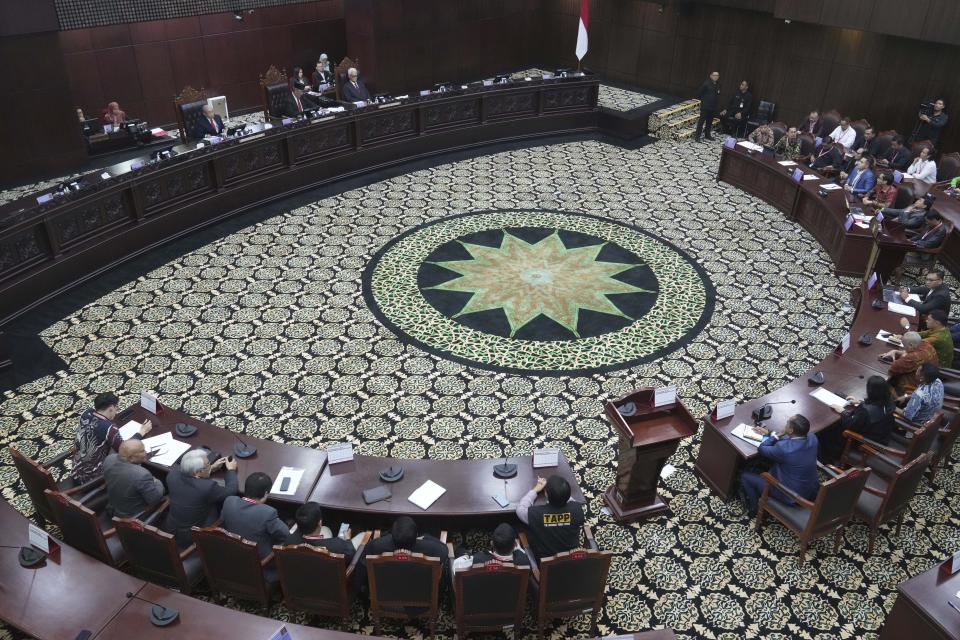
[907, 146, 937, 183]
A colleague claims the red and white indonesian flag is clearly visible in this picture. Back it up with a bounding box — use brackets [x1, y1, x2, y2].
[575, 0, 589, 60]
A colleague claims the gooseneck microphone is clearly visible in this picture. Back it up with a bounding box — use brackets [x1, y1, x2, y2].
[0, 544, 47, 567]
[751, 399, 797, 423]
[232, 430, 257, 459]
[126, 592, 180, 627]
[493, 455, 518, 479]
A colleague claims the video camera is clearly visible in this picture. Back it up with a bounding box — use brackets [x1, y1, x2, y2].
[919, 101, 936, 116]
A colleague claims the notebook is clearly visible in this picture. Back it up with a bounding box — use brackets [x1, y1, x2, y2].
[408, 480, 446, 510]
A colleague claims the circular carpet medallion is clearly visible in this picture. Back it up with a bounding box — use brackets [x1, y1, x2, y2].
[363, 209, 715, 374]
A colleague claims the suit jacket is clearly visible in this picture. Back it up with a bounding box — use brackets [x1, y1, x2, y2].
[164, 468, 238, 546]
[102, 454, 165, 518]
[286, 530, 356, 563]
[192, 114, 224, 139]
[884, 146, 913, 171]
[798, 117, 822, 136]
[342, 79, 371, 103]
[757, 433, 819, 503]
[696, 80, 720, 111]
[907, 283, 951, 315]
[472, 549, 529, 567]
[914, 223, 947, 249]
[312, 69, 333, 87]
[859, 137, 883, 158]
[280, 92, 319, 118]
[811, 146, 842, 170]
[846, 167, 876, 195]
[724, 91, 752, 118]
[220, 495, 290, 558]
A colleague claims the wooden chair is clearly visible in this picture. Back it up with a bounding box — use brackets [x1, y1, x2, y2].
[447, 543, 530, 640]
[820, 110, 841, 137]
[113, 502, 204, 594]
[937, 151, 960, 182]
[192, 526, 277, 609]
[768, 120, 787, 144]
[44, 488, 125, 565]
[798, 132, 816, 157]
[910, 139, 935, 158]
[273, 532, 372, 628]
[841, 413, 941, 486]
[753, 464, 871, 566]
[893, 411, 960, 483]
[174, 85, 208, 140]
[519, 526, 612, 640]
[259, 65, 288, 119]
[874, 129, 897, 158]
[334, 56, 359, 102]
[9, 446, 100, 525]
[850, 118, 870, 145]
[851, 451, 933, 553]
[366, 541, 444, 638]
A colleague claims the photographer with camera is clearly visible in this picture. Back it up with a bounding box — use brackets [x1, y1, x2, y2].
[912, 99, 947, 145]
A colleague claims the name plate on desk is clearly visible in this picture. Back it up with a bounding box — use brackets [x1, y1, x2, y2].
[835, 332, 851, 354]
[723, 136, 736, 149]
[844, 213, 855, 230]
[941, 551, 960, 576]
[140, 390, 157, 414]
[533, 448, 560, 468]
[792, 167, 804, 182]
[36, 193, 53, 204]
[653, 386, 677, 408]
[310, 115, 335, 124]
[28, 522, 50, 552]
[893, 170, 903, 184]
[867, 271, 878, 289]
[100, 172, 111, 180]
[714, 398, 736, 420]
[327, 442, 353, 464]
[267, 625, 293, 640]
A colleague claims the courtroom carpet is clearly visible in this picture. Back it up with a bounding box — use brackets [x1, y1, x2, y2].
[2, 135, 959, 640]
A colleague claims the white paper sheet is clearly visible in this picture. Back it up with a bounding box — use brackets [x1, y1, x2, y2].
[820, 183, 843, 191]
[660, 464, 677, 479]
[28, 522, 49, 552]
[140, 391, 157, 414]
[147, 439, 191, 467]
[271, 466, 305, 496]
[810, 387, 847, 407]
[731, 423, 764, 447]
[777, 160, 797, 166]
[802, 174, 820, 181]
[118, 420, 142, 440]
[141, 431, 172, 449]
[408, 480, 447, 510]
[736, 141, 764, 152]
[876, 330, 902, 346]
[905, 293, 921, 303]
[887, 301, 917, 317]
[654, 386, 677, 407]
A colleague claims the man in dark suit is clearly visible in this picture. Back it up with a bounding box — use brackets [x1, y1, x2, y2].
[719, 80, 753, 137]
[693, 71, 720, 142]
[876, 135, 912, 171]
[191, 104, 225, 139]
[220, 472, 289, 560]
[798, 110, 822, 136]
[341, 67, 371, 103]
[739, 414, 819, 517]
[281, 81, 319, 118]
[516, 474, 585, 559]
[357, 515, 447, 589]
[164, 448, 238, 547]
[902, 215, 949, 268]
[899, 268, 951, 316]
[312, 55, 333, 88]
[103, 440, 165, 518]
[286, 501, 357, 563]
[451, 523, 529, 573]
[854, 126, 883, 158]
[809, 141, 843, 172]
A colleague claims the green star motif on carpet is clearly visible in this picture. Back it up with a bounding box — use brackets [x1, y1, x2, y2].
[426, 231, 653, 337]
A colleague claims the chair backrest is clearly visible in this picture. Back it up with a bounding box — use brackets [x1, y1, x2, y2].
[334, 56, 359, 102]
[768, 120, 787, 144]
[893, 183, 916, 209]
[798, 132, 816, 156]
[938, 152, 960, 181]
[274, 544, 350, 618]
[259, 65, 288, 118]
[805, 467, 871, 536]
[538, 548, 612, 620]
[44, 489, 115, 564]
[820, 110, 841, 136]
[754, 100, 775, 124]
[367, 550, 441, 619]
[878, 452, 933, 521]
[911, 139, 935, 158]
[454, 561, 529, 632]
[902, 413, 943, 463]
[850, 118, 870, 143]
[113, 516, 189, 590]
[174, 85, 207, 140]
[192, 526, 270, 605]
[937, 412, 960, 455]
[875, 129, 897, 154]
[10, 447, 59, 524]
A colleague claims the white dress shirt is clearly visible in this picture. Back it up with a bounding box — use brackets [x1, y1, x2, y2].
[907, 158, 937, 183]
[828, 125, 856, 150]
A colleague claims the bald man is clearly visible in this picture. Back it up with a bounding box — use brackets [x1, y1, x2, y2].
[103, 440, 165, 518]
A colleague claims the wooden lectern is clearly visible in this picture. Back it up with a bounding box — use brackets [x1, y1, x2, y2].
[603, 388, 697, 523]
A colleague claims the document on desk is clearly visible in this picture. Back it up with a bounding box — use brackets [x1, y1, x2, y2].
[118, 420, 142, 440]
[271, 467, 305, 496]
[731, 423, 764, 447]
[802, 174, 820, 181]
[809, 387, 846, 408]
[887, 301, 917, 317]
[736, 141, 764, 152]
[408, 480, 447, 510]
[777, 160, 797, 166]
[146, 438, 191, 467]
[820, 183, 843, 191]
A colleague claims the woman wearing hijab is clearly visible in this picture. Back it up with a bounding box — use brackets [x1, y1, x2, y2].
[102, 101, 126, 128]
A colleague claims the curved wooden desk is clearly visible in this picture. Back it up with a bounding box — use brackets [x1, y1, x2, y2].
[0, 75, 599, 327]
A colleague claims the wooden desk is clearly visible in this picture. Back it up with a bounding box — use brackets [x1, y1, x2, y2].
[308, 453, 584, 529]
[694, 283, 902, 499]
[124, 404, 327, 505]
[879, 560, 960, 640]
[717, 145, 913, 278]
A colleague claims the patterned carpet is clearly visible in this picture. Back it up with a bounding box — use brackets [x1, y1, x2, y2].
[1, 135, 958, 640]
[597, 85, 661, 113]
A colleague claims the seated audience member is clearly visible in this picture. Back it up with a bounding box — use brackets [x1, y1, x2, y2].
[903, 211, 947, 265]
[827, 117, 856, 150]
[73, 392, 152, 484]
[774, 126, 803, 160]
[837, 147, 865, 179]
[899, 268, 951, 315]
[821, 375, 896, 461]
[288, 66, 311, 92]
[906, 146, 938, 184]
[798, 110, 822, 135]
[809, 141, 843, 171]
[843, 156, 876, 195]
[881, 195, 932, 231]
[884, 331, 939, 393]
[748, 123, 774, 147]
[916, 98, 948, 145]
[876, 135, 912, 171]
[862, 172, 896, 208]
[102, 101, 126, 128]
[738, 414, 818, 517]
[360, 515, 448, 586]
[855, 126, 883, 158]
[919, 310, 955, 367]
[719, 80, 753, 135]
[516, 474, 585, 558]
[286, 502, 357, 562]
[341, 67, 371, 103]
[221, 472, 290, 559]
[282, 81, 319, 117]
[899, 363, 944, 425]
[103, 440, 166, 518]
[452, 523, 529, 573]
[191, 104, 225, 139]
[164, 448, 238, 547]
[312, 54, 333, 87]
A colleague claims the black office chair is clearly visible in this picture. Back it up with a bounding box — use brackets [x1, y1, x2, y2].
[746, 100, 775, 134]
[174, 86, 208, 140]
[259, 65, 288, 119]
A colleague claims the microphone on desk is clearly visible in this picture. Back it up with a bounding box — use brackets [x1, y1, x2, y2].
[125, 591, 180, 627]
[232, 430, 257, 459]
[751, 399, 797, 423]
[0, 544, 47, 568]
[493, 455, 518, 479]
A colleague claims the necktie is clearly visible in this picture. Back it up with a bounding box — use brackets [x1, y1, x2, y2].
[296, 95, 302, 111]
[209, 117, 215, 130]
[852, 171, 863, 188]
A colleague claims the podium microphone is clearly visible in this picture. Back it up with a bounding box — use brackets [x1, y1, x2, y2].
[232, 431, 257, 459]
[125, 592, 180, 627]
[0, 544, 47, 567]
[751, 399, 797, 423]
[493, 455, 517, 479]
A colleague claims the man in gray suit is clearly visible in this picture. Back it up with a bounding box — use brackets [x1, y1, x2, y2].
[220, 472, 289, 560]
[165, 448, 239, 547]
[103, 439, 165, 518]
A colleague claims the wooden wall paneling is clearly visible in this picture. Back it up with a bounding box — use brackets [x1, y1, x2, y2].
[816, 0, 873, 30]
[868, 0, 930, 40]
[832, 28, 884, 70]
[163, 17, 202, 40]
[668, 35, 714, 95]
[260, 25, 296, 72]
[774, 56, 831, 114]
[168, 37, 209, 98]
[202, 31, 261, 89]
[317, 0, 345, 21]
[640, 1, 678, 35]
[922, 0, 960, 46]
[129, 20, 166, 44]
[58, 28, 93, 54]
[64, 51, 104, 113]
[821, 64, 880, 121]
[634, 28, 673, 88]
[95, 46, 145, 107]
[133, 42, 175, 101]
[604, 23, 641, 78]
[580, 16, 608, 75]
[89, 24, 132, 50]
[0, 0, 58, 36]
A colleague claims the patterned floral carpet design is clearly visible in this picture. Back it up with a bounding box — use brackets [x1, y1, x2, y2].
[1, 136, 958, 640]
[597, 85, 661, 113]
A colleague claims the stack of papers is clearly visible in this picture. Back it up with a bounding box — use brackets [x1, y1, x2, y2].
[408, 480, 446, 510]
[141, 432, 191, 467]
[821, 183, 843, 191]
[731, 423, 765, 447]
[737, 141, 763, 152]
[777, 160, 797, 167]
[118, 420, 142, 440]
[887, 301, 917, 317]
[802, 174, 820, 181]
[876, 330, 903, 346]
[809, 387, 846, 407]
